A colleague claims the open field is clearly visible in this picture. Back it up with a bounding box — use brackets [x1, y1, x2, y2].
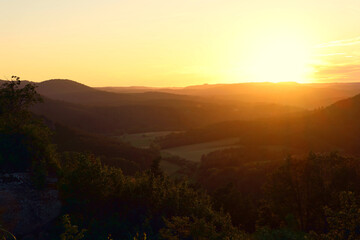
[161, 138, 241, 163]
[116, 132, 292, 174]
[115, 132, 241, 173]
[116, 131, 178, 148]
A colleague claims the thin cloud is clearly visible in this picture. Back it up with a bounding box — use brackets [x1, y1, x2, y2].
[315, 53, 345, 57]
[316, 36, 360, 48]
[313, 63, 360, 82]
[315, 64, 360, 74]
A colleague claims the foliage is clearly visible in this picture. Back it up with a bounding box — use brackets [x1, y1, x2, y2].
[197, 146, 283, 231]
[0, 76, 42, 117]
[60, 214, 87, 240]
[58, 152, 244, 239]
[160, 215, 246, 240]
[254, 226, 306, 240]
[150, 157, 163, 178]
[261, 152, 360, 232]
[133, 233, 147, 240]
[310, 192, 360, 240]
[196, 148, 360, 237]
[53, 148, 360, 239]
[0, 77, 58, 187]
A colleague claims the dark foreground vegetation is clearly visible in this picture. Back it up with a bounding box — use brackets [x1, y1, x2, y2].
[1, 78, 360, 239]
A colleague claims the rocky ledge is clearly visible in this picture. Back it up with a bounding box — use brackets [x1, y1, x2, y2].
[0, 173, 61, 237]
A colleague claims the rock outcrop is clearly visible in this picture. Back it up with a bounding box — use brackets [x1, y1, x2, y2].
[0, 173, 61, 237]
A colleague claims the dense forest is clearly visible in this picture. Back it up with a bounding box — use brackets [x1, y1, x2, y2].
[1, 78, 360, 240]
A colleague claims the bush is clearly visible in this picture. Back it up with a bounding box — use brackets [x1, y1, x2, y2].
[58, 152, 245, 239]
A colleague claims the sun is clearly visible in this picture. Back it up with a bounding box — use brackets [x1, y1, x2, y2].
[244, 34, 313, 83]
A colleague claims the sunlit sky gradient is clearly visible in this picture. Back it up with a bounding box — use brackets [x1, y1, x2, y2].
[1, 0, 360, 87]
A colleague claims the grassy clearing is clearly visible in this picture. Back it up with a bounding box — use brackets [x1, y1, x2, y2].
[116, 131, 178, 148]
[161, 138, 241, 163]
[116, 131, 186, 174]
[116, 132, 240, 172]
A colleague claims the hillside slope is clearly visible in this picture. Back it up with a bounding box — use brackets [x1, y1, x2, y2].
[36, 79, 200, 106]
[31, 80, 304, 134]
[49, 122, 159, 174]
[158, 93, 360, 154]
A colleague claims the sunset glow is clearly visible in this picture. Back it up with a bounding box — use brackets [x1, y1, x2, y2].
[1, 0, 360, 86]
[241, 33, 313, 83]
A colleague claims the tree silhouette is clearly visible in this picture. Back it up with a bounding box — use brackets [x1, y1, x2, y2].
[150, 157, 163, 177]
[0, 76, 57, 187]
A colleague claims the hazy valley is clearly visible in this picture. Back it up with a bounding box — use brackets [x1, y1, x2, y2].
[2, 78, 360, 239]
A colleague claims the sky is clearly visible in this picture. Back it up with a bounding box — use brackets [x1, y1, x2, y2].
[1, 0, 360, 87]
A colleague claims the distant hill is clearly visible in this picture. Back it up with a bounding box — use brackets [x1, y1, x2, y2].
[99, 86, 161, 93]
[22, 79, 303, 134]
[8, 79, 360, 138]
[99, 82, 360, 109]
[38, 79, 96, 95]
[157, 93, 360, 154]
[35, 79, 198, 106]
[5, 78, 359, 109]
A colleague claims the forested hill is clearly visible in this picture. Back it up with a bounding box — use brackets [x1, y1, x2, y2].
[50, 122, 159, 174]
[36, 79, 202, 106]
[29, 79, 303, 134]
[158, 92, 360, 154]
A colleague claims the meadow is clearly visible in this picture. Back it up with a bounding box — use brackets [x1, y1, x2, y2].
[161, 137, 241, 162]
[117, 131, 176, 148]
[116, 132, 241, 175]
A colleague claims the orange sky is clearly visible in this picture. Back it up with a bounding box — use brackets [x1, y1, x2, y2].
[1, 0, 360, 87]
